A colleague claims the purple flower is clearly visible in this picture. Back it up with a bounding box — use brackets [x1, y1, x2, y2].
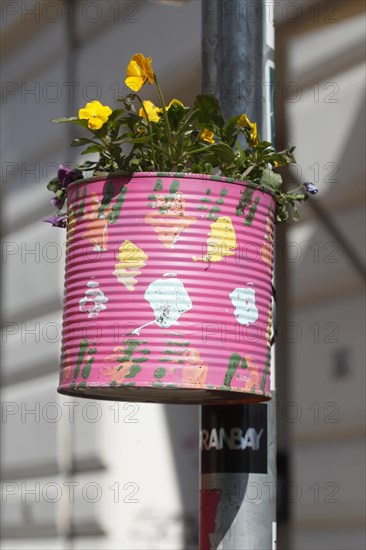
[50, 196, 64, 209]
[303, 181, 318, 195]
[57, 165, 83, 188]
[44, 214, 68, 228]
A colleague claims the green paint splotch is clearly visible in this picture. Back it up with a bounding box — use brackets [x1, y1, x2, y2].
[157, 338, 191, 367]
[73, 339, 96, 382]
[73, 185, 88, 220]
[261, 350, 271, 392]
[197, 187, 229, 221]
[208, 206, 221, 221]
[116, 339, 148, 372]
[244, 196, 260, 226]
[124, 364, 142, 379]
[154, 367, 166, 381]
[223, 352, 241, 387]
[108, 185, 127, 224]
[154, 178, 164, 191]
[236, 186, 254, 216]
[223, 352, 252, 388]
[102, 337, 151, 384]
[169, 180, 180, 194]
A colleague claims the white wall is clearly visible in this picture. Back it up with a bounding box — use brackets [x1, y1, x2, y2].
[1, 1, 365, 549]
[1, 1, 201, 549]
[284, 10, 366, 550]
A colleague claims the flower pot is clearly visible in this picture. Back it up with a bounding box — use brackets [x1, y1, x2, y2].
[58, 173, 275, 404]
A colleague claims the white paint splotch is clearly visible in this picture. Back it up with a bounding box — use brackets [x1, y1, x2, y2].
[79, 280, 108, 319]
[144, 273, 192, 329]
[230, 284, 259, 326]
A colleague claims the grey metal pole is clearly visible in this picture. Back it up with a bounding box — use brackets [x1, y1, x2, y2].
[200, 2, 277, 548]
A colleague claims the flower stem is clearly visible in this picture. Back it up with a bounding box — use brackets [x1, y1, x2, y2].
[138, 99, 158, 168]
[181, 145, 212, 158]
[240, 165, 256, 179]
[100, 137, 114, 160]
[154, 74, 173, 156]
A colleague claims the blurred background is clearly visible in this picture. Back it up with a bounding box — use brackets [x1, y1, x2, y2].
[1, 1, 365, 549]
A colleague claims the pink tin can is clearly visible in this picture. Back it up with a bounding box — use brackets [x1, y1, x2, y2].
[58, 173, 274, 404]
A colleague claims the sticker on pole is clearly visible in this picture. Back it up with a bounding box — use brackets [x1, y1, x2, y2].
[200, 404, 268, 473]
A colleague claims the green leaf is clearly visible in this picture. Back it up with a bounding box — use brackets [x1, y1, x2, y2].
[81, 144, 103, 155]
[292, 206, 300, 222]
[166, 103, 188, 132]
[51, 116, 78, 123]
[114, 135, 152, 145]
[52, 117, 90, 130]
[76, 160, 97, 170]
[260, 167, 283, 190]
[55, 189, 66, 199]
[47, 178, 60, 192]
[71, 137, 96, 147]
[226, 115, 241, 133]
[108, 109, 126, 121]
[259, 141, 272, 148]
[209, 143, 235, 164]
[194, 94, 225, 128]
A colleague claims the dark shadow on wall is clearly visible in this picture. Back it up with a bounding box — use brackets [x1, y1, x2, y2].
[164, 404, 200, 550]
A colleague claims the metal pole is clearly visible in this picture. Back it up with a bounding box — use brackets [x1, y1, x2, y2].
[200, 2, 277, 548]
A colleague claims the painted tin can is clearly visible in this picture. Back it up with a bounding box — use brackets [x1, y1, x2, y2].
[58, 173, 274, 404]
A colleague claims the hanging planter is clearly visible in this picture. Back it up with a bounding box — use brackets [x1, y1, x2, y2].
[45, 53, 317, 405]
[58, 172, 275, 404]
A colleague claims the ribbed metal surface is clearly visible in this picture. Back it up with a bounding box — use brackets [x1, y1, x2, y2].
[58, 173, 275, 404]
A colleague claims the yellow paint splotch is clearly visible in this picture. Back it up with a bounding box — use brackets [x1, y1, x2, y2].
[113, 240, 148, 291]
[193, 216, 236, 263]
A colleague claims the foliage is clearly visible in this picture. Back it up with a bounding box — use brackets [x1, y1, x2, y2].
[46, 53, 317, 226]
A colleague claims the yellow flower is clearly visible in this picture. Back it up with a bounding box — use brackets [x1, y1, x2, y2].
[200, 129, 215, 144]
[78, 100, 112, 130]
[125, 53, 154, 92]
[139, 100, 161, 123]
[166, 98, 184, 110]
[139, 98, 185, 122]
[238, 114, 259, 147]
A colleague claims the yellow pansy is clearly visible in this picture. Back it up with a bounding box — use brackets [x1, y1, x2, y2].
[238, 114, 258, 147]
[139, 100, 161, 123]
[166, 98, 184, 110]
[78, 100, 112, 130]
[200, 129, 215, 144]
[248, 122, 258, 146]
[125, 53, 154, 92]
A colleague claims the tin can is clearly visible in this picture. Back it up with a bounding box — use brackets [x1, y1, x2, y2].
[58, 173, 274, 404]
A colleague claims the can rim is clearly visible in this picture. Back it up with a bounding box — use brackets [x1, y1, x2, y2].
[67, 171, 277, 199]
